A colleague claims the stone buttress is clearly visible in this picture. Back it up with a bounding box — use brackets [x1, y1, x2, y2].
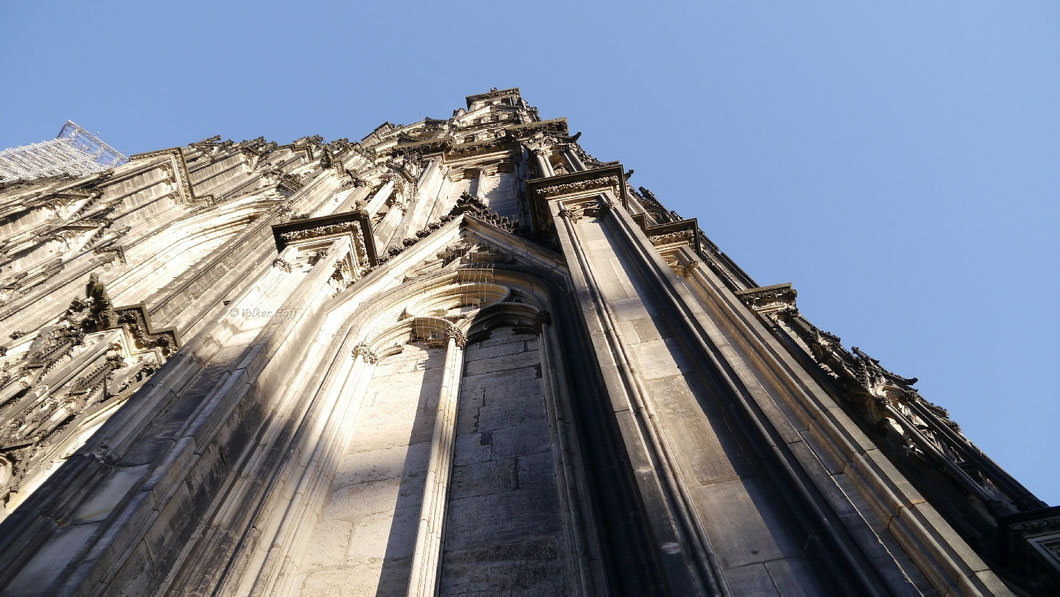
[0, 89, 1056, 596]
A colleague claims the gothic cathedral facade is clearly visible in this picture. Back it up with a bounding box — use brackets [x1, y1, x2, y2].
[0, 89, 1056, 595]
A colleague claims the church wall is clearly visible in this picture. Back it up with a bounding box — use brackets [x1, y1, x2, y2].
[440, 329, 573, 594]
[0, 88, 1055, 596]
[476, 171, 518, 219]
[553, 194, 830, 593]
[532, 167, 1013, 593]
[299, 343, 444, 596]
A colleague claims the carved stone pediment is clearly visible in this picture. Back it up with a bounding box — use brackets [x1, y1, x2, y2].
[526, 165, 627, 234]
[446, 192, 516, 233]
[271, 211, 378, 267]
[641, 218, 700, 253]
[735, 283, 797, 314]
[114, 303, 179, 358]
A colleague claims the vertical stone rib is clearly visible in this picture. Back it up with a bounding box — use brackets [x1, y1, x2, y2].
[242, 344, 378, 596]
[406, 328, 465, 596]
[552, 195, 726, 597]
[532, 149, 553, 177]
[365, 180, 396, 217]
[537, 321, 606, 595]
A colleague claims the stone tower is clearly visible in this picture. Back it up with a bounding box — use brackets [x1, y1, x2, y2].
[0, 89, 1056, 595]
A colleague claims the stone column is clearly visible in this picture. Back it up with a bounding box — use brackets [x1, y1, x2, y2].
[565, 149, 586, 172]
[532, 148, 554, 177]
[364, 179, 396, 216]
[406, 325, 466, 597]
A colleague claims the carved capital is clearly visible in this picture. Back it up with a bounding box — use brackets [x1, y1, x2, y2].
[583, 197, 614, 219]
[678, 260, 700, 278]
[352, 343, 379, 364]
[558, 207, 582, 223]
[444, 325, 467, 348]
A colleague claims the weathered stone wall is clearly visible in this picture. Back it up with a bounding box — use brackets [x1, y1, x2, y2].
[442, 329, 572, 594]
[0, 87, 1055, 596]
[300, 343, 444, 595]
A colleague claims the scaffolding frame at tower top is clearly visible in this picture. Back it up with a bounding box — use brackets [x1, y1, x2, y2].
[0, 121, 128, 183]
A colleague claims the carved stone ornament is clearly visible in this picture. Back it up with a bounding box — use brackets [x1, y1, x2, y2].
[351, 343, 379, 364]
[506, 117, 569, 140]
[635, 186, 673, 224]
[127, 147, 214, 205]
[115, 304, 179, 357]
[767, 303, 1043, 519]
[678, 260, 700, 278]
[735, 283, 797, 313]
[280, 223, 356, 243]
[582, 197, 614, 219]
[558, 207, 582, 223]
[93, 245, 127, 265]
[525, 165, 628, 235]
[648, 229, 695, 247]
[537, 175, 620, 200]
[446, 192, 517, 233]
[444, 325, 468, 348]
[271, 212, 377, 266]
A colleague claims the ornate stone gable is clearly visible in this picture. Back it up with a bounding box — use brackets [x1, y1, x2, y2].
[525, 164, 626, 234]
[272, 210, 378, 269]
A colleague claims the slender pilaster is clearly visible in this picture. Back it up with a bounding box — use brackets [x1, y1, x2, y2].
[365, 179, 396, 216]
[532, 148, 553, 177]
[406, 325, 466, 596]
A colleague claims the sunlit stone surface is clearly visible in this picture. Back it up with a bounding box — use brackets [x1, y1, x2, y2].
[0, 89, 1056, 595]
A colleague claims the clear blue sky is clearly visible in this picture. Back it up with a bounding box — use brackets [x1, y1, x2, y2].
[2, 2, 1057, 504]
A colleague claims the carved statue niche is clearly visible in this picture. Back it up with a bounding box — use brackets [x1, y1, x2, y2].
[85, 273, 118, 330]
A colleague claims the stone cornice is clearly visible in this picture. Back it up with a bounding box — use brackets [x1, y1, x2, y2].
[639, 218, 701, 254]
[271, 210, 378, 266]
[443, 135, 519, 161]
[526, 164, 626, 234]
[507, 118, 568, 140]
[734, 282, 797, 313]
[391, 138, 451, 157]
[527, 164, 625, 201]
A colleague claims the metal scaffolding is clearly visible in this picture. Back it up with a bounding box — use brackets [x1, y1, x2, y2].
[0, 121, 127, 182]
